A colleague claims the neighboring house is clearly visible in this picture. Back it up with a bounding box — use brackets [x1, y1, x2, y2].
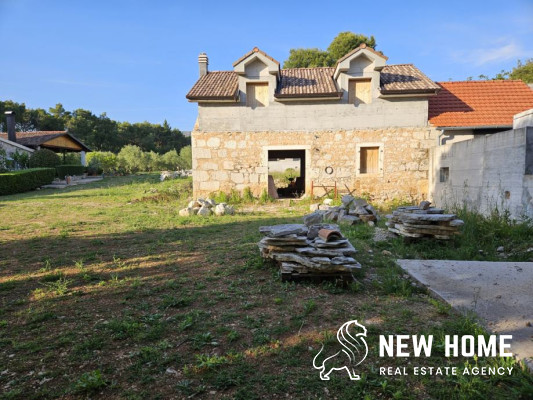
[0, 136, 34, 169]
[429, 80, 533, 144]
[186, 45, 533, 202]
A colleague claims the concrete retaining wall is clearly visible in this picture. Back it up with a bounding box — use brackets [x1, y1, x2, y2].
[430, 127, 533, 219]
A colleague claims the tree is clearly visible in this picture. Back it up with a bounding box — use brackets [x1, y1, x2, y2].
[327, 31, 377, 61]
[283, 48, 333, 68]
[509, 59, 533, 84]
[283, 31, 377, 68]
[179, 145, 192, 169]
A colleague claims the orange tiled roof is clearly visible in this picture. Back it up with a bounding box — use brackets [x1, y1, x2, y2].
[429, 80, 533, 127]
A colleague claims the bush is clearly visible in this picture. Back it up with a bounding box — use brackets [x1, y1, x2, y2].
[56, 165, 86, 179]
[86, 151, 117, 174]
[0, 168, 56, 195]
[29, 149, 61, 168]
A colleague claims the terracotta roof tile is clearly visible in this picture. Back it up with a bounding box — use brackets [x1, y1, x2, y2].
[380, 64, 440, 94]
[336, 43, 388, 64]
[232, 47, 280, 67]
[186, 71, 239, 101]
[275, 67, 340, 98]
[428, 80, 533, 127]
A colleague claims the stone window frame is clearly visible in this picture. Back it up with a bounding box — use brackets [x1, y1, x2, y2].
[355, 142, 384, 177]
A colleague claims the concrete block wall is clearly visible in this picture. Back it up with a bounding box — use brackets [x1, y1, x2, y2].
[197, 98, 429, 132]
[430, 127, 533, 219]
[192, 127, 437, 202]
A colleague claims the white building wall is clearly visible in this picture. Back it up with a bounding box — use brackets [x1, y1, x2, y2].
[430, 127, 533, 219]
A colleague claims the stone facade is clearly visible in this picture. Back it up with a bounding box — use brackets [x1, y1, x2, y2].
[192, 127, 437, 202]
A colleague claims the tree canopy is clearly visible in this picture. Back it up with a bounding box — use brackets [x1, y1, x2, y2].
[0, 100, 190, 154]
[466, 59, 533, 84]
[283, 31, 377, 68]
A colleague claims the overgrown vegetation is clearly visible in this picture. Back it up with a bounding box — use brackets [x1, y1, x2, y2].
[87, 145, 192, 174]
[0, 176, 531, 398]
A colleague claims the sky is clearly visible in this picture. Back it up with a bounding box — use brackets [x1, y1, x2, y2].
[0, 0, 532, 131]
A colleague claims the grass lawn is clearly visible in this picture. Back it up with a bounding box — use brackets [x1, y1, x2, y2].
[0, 174, 532, 399]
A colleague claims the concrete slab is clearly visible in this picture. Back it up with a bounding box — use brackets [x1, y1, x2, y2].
[397, 259, 533, 369]
[42, 177, 103, 189]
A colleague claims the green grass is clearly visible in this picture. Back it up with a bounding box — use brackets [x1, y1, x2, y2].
[0, 174, 531, 399]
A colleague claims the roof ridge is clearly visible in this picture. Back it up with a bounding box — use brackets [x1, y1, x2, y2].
[384, 63, 415, 66]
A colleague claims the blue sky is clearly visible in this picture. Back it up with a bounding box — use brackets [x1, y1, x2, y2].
[1, 0, 532, 131]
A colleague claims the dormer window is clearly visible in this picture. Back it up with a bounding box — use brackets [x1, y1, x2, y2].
[246, 82, 269, 108]
[348, 78, 372, 105]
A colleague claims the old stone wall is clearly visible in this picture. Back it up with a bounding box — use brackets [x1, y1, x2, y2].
[192, 127, 437, 202]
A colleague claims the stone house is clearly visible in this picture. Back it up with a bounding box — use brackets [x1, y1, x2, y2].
[186, 45, 533, 202]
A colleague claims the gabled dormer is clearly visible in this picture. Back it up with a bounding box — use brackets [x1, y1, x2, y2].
[333, 43, 387, 105]
[233, 47, 280, 108]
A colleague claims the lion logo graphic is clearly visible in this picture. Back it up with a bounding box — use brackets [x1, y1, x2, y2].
[313, 320, 368, 380]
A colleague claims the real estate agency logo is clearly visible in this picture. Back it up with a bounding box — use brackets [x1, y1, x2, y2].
[312, 320, 515, 380]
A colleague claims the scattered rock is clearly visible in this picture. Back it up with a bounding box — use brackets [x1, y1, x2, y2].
[419, 200, 431, 210]
[341, 194, 355, 207]
[197, 206, 212, 216]
[323, 198, 333, 206]
[309, 203, 320, 212]
[303, 211, 323, 227]
[179, 207, 193, 217]
[497, 246, 505, 253]
[382, 250, 392, 256]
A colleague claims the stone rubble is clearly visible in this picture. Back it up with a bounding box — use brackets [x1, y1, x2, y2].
[385, 201, 464, 239]
[160, 170, 192, 181]
[178, 198, 235, 217]
[308, 195, 378, 226]
[258, 218, 361, 277]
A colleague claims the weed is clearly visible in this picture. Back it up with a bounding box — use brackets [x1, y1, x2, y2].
[72, 370, 108, 394]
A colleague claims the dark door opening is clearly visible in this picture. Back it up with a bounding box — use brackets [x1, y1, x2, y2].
[268, 149, 306, 198]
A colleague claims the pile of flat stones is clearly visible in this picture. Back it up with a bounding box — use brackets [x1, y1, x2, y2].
[258, 215, 361, 278]
[308, 195, 379, 226]
[179, 198, 235, 217]
[386, 201, 464, 240]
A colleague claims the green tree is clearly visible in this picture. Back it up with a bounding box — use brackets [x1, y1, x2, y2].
[509, 59, 533, 83]
[179, 145, 192, 169]
[327, 31, 377, 61]
[283, 48, 333, 68]
[283, 31, 377, 68]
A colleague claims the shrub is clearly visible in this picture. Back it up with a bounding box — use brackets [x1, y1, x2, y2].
[0, 168, 56, 195]
[12, 150, 30, 169]
[56, 165, 86, 179]
[60, 152, 81, 165]
[29, 149, 61, 168]
[86, 151, 118, 174]
[0, 148, 7, 172]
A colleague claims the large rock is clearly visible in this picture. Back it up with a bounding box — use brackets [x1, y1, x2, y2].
[341, 195, 355, 208]
[303, 211, 324, 227]
[339, 215, 361, 225]
[197, 206, 212, 216]
[259, 224, 308, 238]
[353, 198, 368, 207]
[323, 198, 333, 206]
[206, 199, 217, 208]
[309, 203, 320, 212]
[214, 204, 226, 216]
[179, 207, 193, 217]
[355, 206, 369, 215]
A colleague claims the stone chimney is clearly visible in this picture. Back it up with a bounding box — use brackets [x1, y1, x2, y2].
[198, 53, 208, 77]
[5, 111, 16, 143]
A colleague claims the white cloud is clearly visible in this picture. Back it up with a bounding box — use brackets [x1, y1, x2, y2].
[453, 40, 531, 66]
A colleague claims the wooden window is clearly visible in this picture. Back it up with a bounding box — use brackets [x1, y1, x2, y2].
[348, 79, 372, 105]
[246, 82, 269, 108]
[360, 146, 379, 174]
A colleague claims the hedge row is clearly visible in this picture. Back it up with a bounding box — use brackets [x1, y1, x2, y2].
[0, 168, 56, 196]
[56, 165, 86, 179]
